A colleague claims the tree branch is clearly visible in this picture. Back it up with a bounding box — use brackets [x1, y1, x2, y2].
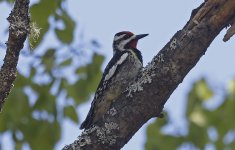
[0, 0, 30, 111]
[63, 0, 235, 149]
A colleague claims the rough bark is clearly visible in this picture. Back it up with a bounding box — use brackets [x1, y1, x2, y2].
[0, 0, 30, 111]
[63, 0, 235, 149]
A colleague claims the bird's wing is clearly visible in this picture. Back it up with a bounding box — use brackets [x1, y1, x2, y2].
[94, 52, 129, 100]
[80, 51, 129, 129]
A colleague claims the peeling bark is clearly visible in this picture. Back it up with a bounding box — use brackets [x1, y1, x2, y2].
[0, 0, 30, 111]
[63, 0, 235, 149]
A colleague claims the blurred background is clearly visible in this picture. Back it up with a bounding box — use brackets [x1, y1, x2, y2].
[0, 0, 235, 150]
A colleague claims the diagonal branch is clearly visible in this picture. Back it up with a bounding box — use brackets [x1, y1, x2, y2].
[0, 0, 30, 111]
[63, 0, 235, 149]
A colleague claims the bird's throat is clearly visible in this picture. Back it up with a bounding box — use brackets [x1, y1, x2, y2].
[130, 40, 137, 49]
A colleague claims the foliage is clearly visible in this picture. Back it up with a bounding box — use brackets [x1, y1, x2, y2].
[146, 78, 235, 150]
[0, 0, 104, 149]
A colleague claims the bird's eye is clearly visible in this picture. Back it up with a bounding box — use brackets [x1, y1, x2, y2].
[125, 34, 131, 38]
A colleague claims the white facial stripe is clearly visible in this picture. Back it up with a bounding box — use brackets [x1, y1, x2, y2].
[104, 53, 129, 81]
[122, 35, 136, 46]
[114, 34, 125, 41]
[117, 35, 136, 51]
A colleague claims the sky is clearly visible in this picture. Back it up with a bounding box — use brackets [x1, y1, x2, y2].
[1, 0, 235, 150]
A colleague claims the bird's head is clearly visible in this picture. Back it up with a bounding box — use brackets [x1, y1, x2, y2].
[113, 31, 148, 54]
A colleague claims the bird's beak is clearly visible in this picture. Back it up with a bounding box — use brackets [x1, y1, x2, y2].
[135, 34, 149, 40]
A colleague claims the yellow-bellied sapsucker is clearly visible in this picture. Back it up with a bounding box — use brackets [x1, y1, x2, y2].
[80, 31, 148, 129]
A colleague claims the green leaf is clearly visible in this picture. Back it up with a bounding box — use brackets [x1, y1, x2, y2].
[59, 58, 73, 67]
[0, 75, 31, 132]
[187, 122, 209, 149]
[41, 49, 56, 73]
[86, 54, 104, 92]
[0, 110, 8, 132]
[22, 119, 61, 150]
[93, 53, 105, 65]
[32, 84, 57, 115]
[64, 105, 79, 123]
[145, 117, 182, 150]
[30, 67, 37, 78]
[76, 66, 87, 74]
[210, 96, 235, 137]
[0, 88, 31, 132]
[186, 79, 213, 116]
[195, 79, 213, 100]
[61, 53, 104, 104]
[62, 78, 90, 104]
[189, 106, 208, 127]
[76, 53, 104, 77]
[14, 74, 30, 87]
[55, 10, 75, 44]
[228, 79, 235, 96]
[15, 141, 23, 150]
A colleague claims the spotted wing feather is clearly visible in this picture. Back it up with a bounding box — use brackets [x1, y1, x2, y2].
[80, 51, 129, 129]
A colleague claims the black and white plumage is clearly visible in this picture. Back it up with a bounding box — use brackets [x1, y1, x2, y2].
[80, 31, 148, 129]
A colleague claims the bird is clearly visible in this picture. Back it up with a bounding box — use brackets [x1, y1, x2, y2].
[80, 31, 148, 129]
